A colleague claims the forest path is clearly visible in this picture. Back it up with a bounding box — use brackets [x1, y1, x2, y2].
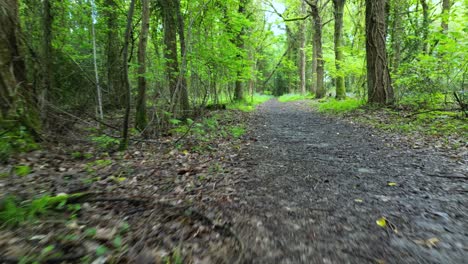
[227, 99, 467, 264]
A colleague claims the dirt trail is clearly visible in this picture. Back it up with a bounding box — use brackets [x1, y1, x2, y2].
[227, 100, 467, 264]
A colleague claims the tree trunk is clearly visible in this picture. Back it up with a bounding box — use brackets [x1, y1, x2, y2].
[135, 0, 149, 131]
[119, 0, 135, 150]
[299, 0, 307, 95]
[175, 0, 189, 115]
[420, 0, 429, 54]
[441, 0, 450, 33]
[365, 0, 394, 105]
[0, 0, 39, 133]
[310, 15, 317, 94]
[333, 0, 346, 99]
[41, 0, 53, 123]
[91, 0, 103, 120]
[234, 0, 249, 101]
[308, 0, 325, 98]
[390, 0, 402, 72]
[159, 0, 181, 114]
[104, 0, 123, 107]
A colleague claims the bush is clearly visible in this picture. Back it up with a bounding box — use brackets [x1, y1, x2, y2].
[278, 93, 315, 103]
[0, 125, 39, 163]
[317, 98, 364, 114]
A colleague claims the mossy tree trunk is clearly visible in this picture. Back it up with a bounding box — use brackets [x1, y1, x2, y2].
[365, 0, 394, 105]
[333, 0, 346, 100]
[136, 0, 150, 132]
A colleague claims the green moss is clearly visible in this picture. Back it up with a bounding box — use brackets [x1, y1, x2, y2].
[278, 93, 315, 102]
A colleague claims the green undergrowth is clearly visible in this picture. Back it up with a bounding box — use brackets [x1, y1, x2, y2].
[278, 93, 315, 102]
[357, 109, 467, 140]
[226, 94, 273, 112]
[0, 125, 39, 163]
[315, 98, 365, 114]
[0, 193, 84, 227]
[169, 111, 247, 153]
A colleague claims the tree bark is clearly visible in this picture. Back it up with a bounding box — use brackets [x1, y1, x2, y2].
[119, 0, 135, 150]
[135, 0, 149, 131]
[365, 0, 394, 104]
[234, 0, 249, 101]
[159, 0, 181, 114]
[299, 0, 307, 95]
[420, 0, 429, 54]
[308, 0, 325, 98]
[0, 0, 39, 133]
[441, 0, 450, 33]
[333, 0, 346, 99]
[41, 0, 53, 123]
[175, 0, 189, 115]
[91, 0, 103, 120]
[104, 0, 123, 107]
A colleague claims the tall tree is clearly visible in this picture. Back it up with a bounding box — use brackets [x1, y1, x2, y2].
[333, 0, 346, 99]
[306, 0, 325, 98]
[91, 0, 103, 120]
[136, 0, 150, 131]
[41, 0, 53, 123]
[365, 0, 394, 104]
[0, 0, 39, 133]
[234, 0, 249, 101]
[159, 0, 188, 116]
[441, 0, 450, 33]
[104, 0, 123, 107]
[119, 0, 136, 150]
[299, 0, 307, 94]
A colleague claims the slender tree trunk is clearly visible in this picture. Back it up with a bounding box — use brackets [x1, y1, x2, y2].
[234, 0, 249, 101]
[91, 0, 103, 120]
[159, 0, 180, 114]
[175, 0, 189, 115]
[333, 0, 346, 99]
[441, 0, 450, 33]
[104, 0, 122, 107]
[135, 0, 149, 131]
[390, 0, 402, 72]
[119, 0, 135, 150]
[365, 0, 394, 104]
[420, 0, 429, 54]
[308, 0, 325, 98]
[299, 0, 307, 95]
[310, 15, 317, 94]
[41, 0, 53, 124]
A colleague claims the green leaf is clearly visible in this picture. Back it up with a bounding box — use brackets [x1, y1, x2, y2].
[376, 217, 387, 228]
[96, 245, 108, 256]
[113, 235, 122, 248]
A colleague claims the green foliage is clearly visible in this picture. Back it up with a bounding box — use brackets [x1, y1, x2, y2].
[0, 193, 82, 226]
[14, 165, 31, 177]
[227, 94, 273, 112]
[317, 98, 364, 114]
[90, 135, 120, 151]
[278, 93, 315, 102]
[229, 126, 246, 137]
[0, 125, 39, 163]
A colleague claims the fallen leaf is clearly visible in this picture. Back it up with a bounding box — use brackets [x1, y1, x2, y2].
[387, 182, 397, 186]
[354, 199, 363, 203]
[376, 217, 387, 227]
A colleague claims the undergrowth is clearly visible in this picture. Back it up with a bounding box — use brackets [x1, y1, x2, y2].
[278, 93, 315, 102]
[0, 193, 83, 226]
[0, 125, 39, 163]
[316, 98, 365, 113]
[227, 94, 273, 112]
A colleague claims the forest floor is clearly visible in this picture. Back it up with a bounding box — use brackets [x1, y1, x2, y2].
[0, 99, 467, 263]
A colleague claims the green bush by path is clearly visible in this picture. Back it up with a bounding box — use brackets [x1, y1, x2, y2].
[317, 98, 365, 114]
[227, 94, 273, 112]
[278, 93, 315, 103]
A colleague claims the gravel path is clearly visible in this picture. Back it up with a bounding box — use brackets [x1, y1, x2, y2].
[228, 100, 467, 264]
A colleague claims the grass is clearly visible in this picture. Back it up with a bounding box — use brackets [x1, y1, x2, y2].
[316, 98, 365, 114]
[227, 93, 273, 112]
[278, 93, 315, 103]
